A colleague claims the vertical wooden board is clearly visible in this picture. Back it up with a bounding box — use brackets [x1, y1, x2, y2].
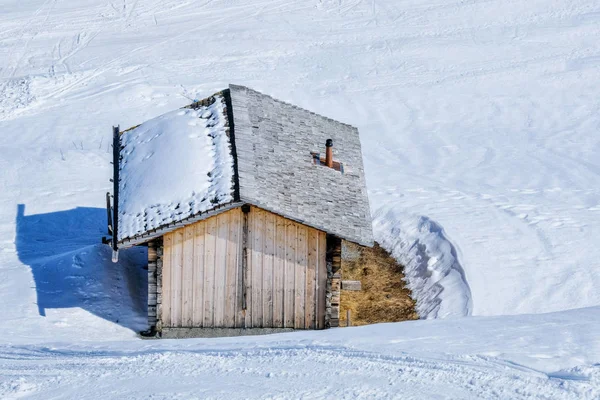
[182, 226, 195, 326]
[272, 214, 286, 328]
[162, 233, 173, 327]
[251, 207, 264, 328]
[317, 231, 327, 329]
[170, 229, 184, 327]
[203, 217, 217, 327]
[236, 209, 246, 328]
[244, 208, 253, 329]
[213, 212, 229, 327]
[262, 211, 275, 327]
[295, 225, 307, 329]
[305, 228, 318, 329]
[284, 221, 296, 328]
[225, 209, 240, 328]
[192, 221, 206, 326]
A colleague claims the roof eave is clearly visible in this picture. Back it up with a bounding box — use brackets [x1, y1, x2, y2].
[117, 199, 373, 249]
[117, 201, 244, 249]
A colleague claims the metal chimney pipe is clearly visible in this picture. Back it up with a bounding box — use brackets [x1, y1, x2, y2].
[325, 139, 333, 168]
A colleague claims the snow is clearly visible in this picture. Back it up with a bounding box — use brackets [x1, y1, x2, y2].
[373, 207, 472, 319]
[118, 94, 234, 242]
[1, 0, 600, 397]
[1, 308, 600, 398]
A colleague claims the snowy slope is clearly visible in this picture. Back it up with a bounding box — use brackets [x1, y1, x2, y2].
[2, 0, 599, 321]
[1, 0, 600, 397]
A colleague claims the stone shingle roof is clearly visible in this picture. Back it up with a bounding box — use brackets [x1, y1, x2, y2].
[117, 84, 373, 247]
[230, 85, 373, 246]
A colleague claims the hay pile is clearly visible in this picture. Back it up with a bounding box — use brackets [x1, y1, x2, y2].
[340, 242, 418, 326]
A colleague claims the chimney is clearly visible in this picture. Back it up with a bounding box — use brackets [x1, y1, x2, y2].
[325, 139, 333, 168]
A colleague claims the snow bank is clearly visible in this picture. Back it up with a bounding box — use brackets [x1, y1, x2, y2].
[118, 95, 234, 242]
[373, 206, 472, 319]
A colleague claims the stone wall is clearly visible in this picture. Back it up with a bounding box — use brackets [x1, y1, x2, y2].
[147, 238, 164, 332]
[325, 236, 342, 327]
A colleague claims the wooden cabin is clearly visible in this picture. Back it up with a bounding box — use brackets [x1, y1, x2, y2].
[107, 85, 373, 337]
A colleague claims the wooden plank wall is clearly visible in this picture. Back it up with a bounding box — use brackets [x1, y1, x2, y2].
[246, 206, 327, 329]
[162, 208, 242, 328]
[161, 206, 327, 329]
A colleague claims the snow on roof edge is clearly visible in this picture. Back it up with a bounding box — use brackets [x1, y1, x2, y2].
[117, 91, 236, 242]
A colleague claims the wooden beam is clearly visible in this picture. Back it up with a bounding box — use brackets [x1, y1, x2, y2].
[106, 191, 113, 236]
[111, 126, 120, 254]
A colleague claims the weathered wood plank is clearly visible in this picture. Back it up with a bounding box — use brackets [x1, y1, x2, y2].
[213, 212, 229, 327]
[162, 234, 172, 326]
[284, 221, 296, 328]
[237, 207, 248, 328]
[295, 224, 307, 329]
[192, 221, 205, 326]
[170, 230, 184, 327]
[244, 207, 253, 329]
[317, 231, 327, 329]
[251, 207, 264, 328]
[182, 226, 195, 326]
[262, 211, 275, 327]
[305, 228, 318, 329]
[225, 208, 240, 328]
[203, 217, 217, 327]
[272, 213, 286, 328]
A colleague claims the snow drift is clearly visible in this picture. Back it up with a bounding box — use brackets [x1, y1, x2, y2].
[373, 207, 472, 319]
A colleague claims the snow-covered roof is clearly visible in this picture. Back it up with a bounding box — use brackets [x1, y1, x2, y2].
[117, 85, 373, 247]
[117, 94, 236, 243]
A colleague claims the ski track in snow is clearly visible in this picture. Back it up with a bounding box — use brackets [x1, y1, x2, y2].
[0, 347, 593, 399]
[1, 306, 600, 399]
[1, 0, 600, 397]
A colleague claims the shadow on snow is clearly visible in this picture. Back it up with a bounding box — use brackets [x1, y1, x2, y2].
[15, 204, 148, 332]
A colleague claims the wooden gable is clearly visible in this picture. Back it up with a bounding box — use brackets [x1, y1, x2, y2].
[157, 206, 328, 331]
